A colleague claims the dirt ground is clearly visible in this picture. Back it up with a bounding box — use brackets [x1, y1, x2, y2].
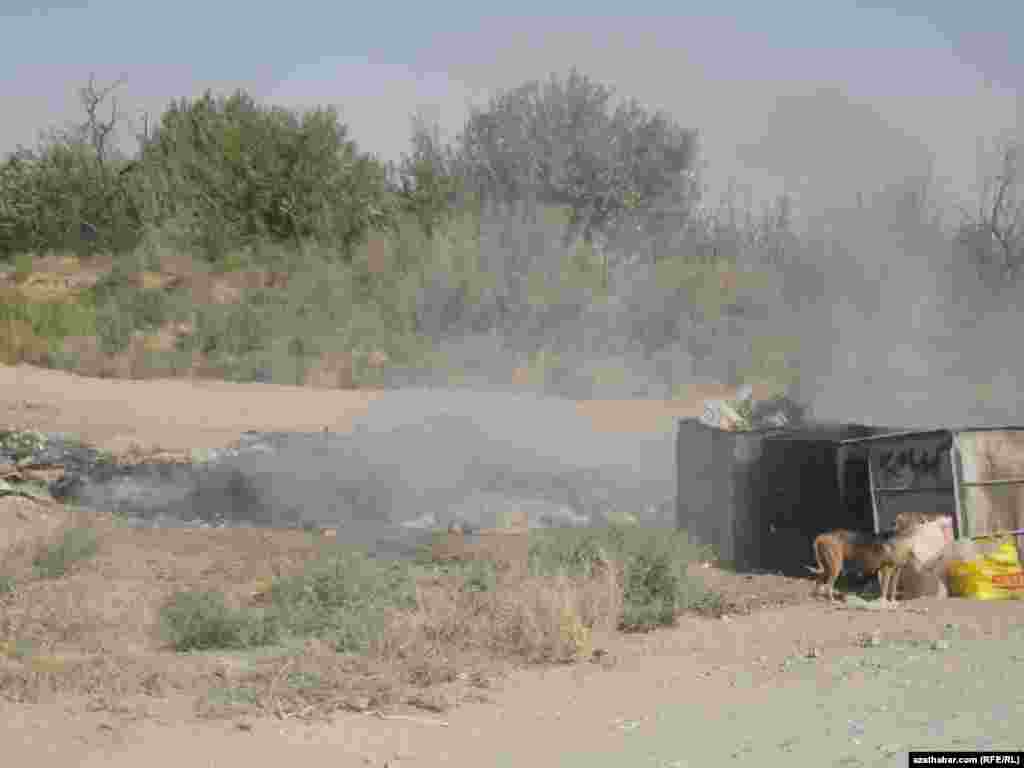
[2, 363, 1022, 766]
[0, 363, 747, 454]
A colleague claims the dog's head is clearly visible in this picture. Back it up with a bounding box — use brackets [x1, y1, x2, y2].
[893, 511, 940, 533]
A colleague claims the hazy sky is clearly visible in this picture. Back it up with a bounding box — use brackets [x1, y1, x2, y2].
[3, 1, 1021, 224]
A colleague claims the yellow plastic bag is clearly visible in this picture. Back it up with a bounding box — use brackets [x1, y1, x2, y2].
[947, 536, 1024, 600]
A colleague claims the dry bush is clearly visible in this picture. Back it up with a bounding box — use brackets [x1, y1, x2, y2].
[168, 257, 288, 307]
[0, 503, 705, 719]
[5, 257, 102, 302]
[375, 553, 622, 685]
[126, 271, 183, 292]
[58, 334, 159, 380]
[304, 351, 356, 389]
[56, 335, 110, 378]
[0, 314, 50, 365]
[156, 251, 199, 279]
[58, 317, 201, 380]
[196, 642, 408, 720]
[427, 529, 531, 573]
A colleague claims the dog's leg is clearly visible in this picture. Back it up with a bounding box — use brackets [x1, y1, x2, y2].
[888, 567, 903, 606]
[877, 568, 891, 607]
[881, 567, 899, 608]
[826, 563, 841, 603]
[809, 537, 827, 600]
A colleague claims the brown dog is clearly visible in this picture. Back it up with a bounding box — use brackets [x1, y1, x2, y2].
[806, 527, 918, 606]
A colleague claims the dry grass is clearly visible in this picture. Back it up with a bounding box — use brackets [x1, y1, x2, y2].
[58, 331, 185, 380]
[303, 350, 356, 389]
[0, 311, 50, 366]
[379, 565, 621, 671]
[1, 252, 302, 383]
[0, 497, 714, 722]
[427, 529, 531, 572]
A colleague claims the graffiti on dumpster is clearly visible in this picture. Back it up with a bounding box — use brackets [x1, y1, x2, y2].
[872, 438, 952, 490]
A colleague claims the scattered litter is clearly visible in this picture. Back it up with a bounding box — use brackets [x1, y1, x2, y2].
[611, 717, 644, 732]
[860, 632, 882, 648]
[367, 711, 449, 727]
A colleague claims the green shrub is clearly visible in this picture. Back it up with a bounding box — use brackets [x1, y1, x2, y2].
[606, 524, 714, 631]
[528, 528, 615, 578]
[12, 252, 33, 281]
[0, 574, 16, 596]
[0, 429, 48, 461]
[160, 589, 279, 652]
[390, 116, 461, 240]
[0, 140, 141, 259]
[0, 292, 98, 353]
[33, 526, 99, 579]
[191, 301, 271, 361]
[529, 523, 717, 632]
[204, 684, 260, 708]
[268, 549, 417, 653]
[452, 558, 500, 594]
[137, 89, 395, 263]
[86, 266, 175, 354]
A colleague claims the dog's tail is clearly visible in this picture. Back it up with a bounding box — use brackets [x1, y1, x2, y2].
[806, 535, 826, 576]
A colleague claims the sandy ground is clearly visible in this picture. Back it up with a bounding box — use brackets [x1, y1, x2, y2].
[0, 363, 738, 453]
[5, 599, 1022, 767]
[0, 364, 383, 454]
[2, 363, 1023, 765]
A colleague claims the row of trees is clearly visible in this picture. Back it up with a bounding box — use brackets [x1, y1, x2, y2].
[0, 80, 396, 261]
[1, 68, 1020, 283]
[0, 69, 698, 264]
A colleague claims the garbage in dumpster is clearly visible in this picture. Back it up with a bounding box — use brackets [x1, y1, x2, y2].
[700, 386, 807, 432]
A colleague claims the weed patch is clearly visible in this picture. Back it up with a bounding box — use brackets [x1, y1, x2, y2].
[160, 590, 278, 652]
[609, 525, 715, 631]
[202, 683, 260, 714]
[527, 524, 717, 631]
[32, 526, 98, 579]
[0, 429, 48, 461]
[89, 269, 175, 354]
[0, 287, 97, 364]
[268, 549, 417, 653]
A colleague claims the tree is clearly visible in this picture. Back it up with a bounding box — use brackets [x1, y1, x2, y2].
[390, 111, 463, 239]
[0, 75, 139, 257]
[77, 74, 126, 170]
[957, 140, 1023, 284]
[136, 89, 394, 261]
[453, 68, 700, 252]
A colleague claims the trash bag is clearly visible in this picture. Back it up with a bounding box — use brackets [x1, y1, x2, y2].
[947, 536, 1024, 600]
